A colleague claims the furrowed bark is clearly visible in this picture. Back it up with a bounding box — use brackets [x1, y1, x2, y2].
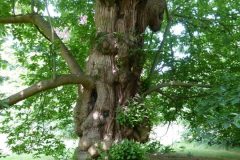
[0, 14, 82, 74]
[0, 74, 94, 110]
[1, 1, 169, 159]
[74, 0, 167, 159]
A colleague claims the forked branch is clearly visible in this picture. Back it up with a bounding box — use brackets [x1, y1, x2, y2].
[0, 14, 82, 74]
[0, 74, 95, 109]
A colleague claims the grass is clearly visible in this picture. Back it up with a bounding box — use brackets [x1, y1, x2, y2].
[1, 142, 240, 160]
[0, 154, 53, 160]
[173, 142, 240, 160]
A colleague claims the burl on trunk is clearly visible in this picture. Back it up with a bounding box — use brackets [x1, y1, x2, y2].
[73, 0, 166, 159]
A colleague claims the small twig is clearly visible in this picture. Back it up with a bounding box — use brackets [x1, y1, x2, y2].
[147, 1, 172, 81]
[143, 81, 211, 97]
[12, 0, 15, 15]
[160, 121, 171, 138]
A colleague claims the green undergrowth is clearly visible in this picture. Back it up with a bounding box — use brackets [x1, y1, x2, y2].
[1, 142, 240, 160]
[0, 154, 53, 160]
[173, 142, 240, 160]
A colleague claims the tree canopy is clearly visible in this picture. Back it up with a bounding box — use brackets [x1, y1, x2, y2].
[0, 0, 240, 159]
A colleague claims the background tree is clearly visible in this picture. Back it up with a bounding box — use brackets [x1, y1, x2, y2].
[0, 0, 239, 159]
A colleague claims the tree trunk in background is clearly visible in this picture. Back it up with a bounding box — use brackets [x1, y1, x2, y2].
[74, 0, 165, 159]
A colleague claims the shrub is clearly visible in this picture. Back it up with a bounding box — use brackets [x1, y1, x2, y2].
[144, 141, 175, 154]
[116, 95, 160, 127]
[98, 139, 146, 160]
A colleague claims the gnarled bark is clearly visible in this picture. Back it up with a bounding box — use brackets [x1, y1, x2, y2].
[74, 0, 166, 159]
[0, 0, 166, 159]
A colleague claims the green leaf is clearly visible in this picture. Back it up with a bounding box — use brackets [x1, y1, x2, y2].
[233, 115, 240, 128]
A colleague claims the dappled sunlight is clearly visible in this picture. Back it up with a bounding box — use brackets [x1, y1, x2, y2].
[170, 23, 185, 36]
[37, 82, 43, 89]
[150, 123, 185, 145]
[92, 111, 100, 120]
[0, 37, 26, 97]
[19, 91, 24, 97]
[0, 134, 11, 155]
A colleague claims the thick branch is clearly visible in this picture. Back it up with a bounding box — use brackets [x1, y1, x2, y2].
[0, 14, 82, 74]
[0, 74, 95, 109]
[143, 81, 211, 96]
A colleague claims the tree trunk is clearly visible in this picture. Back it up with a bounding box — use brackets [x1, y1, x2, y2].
[73, 0, 165, 159]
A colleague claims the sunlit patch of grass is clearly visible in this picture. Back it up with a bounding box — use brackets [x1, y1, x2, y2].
[0, 154, 53, 160]
[173, 142, 240, 160]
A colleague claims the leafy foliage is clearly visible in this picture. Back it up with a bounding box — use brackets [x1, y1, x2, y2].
[144, 141, 175, 154]
[139, 0, 240, 147]
[0, 0, 240, 158]
[0, 0, 94, 159]
[98, 140, 147, 160]
[117, 95, 149, 127]
[98, 140, 175, 160]
[0, 88, 76, 159]
[0, 150, 7, 158]
[181, 74, 240, 146]
[116, 94, 164, 127]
